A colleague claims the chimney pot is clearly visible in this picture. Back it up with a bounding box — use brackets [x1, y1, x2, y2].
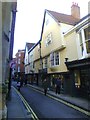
[71, 2, 80, 19]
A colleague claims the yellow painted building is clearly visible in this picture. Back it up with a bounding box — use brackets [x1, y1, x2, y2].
[27, 3, 90, 98]
[39, 6, 80, 75]
[27, 3, 80, 88]
[65, 14, 90, 97]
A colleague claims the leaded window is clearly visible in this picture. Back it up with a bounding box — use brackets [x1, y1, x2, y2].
[55, 52, 59, 65]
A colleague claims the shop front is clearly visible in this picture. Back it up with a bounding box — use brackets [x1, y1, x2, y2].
[65, 58, 90, 99]
[47, 72, 65, 93]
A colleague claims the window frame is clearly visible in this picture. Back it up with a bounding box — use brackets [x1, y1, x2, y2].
[50, 51, 59, 67]
[84, 26, 90, 53]
[78, 25, 90, 58]
[55, 52, 59, 65]
[45, 32, 52, 46]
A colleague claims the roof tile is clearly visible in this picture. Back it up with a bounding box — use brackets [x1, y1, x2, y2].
[47, 10, 80, 25]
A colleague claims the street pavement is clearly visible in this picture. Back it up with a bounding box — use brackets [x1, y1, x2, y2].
[7, 86, 32, 119]
[6, 81, 90, 119]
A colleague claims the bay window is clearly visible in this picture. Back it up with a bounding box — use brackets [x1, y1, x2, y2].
[84, 26, 90, 53]
[79, 25, 90, 58]
[79, 32, 83, 56]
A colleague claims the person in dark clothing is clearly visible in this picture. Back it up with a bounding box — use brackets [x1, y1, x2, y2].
[20, 79, 23, 87]
[43, 78, 48, 95]
[17, 82, 20, 91]
[17, 76, 24, 91]
[55, 77, 61, 94]
[25, 75, 27, 85]
[17, 76, 21, 91]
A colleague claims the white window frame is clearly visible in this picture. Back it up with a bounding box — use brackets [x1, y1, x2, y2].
[78, 25, 90, 58]
[46, 33, 52, 46]
[84, 26, 90, 53]
[55, 52, 59, 65]
[50, 51, 59, 67]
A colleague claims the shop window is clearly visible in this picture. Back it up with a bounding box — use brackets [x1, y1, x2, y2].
[74, 70, 80, 88]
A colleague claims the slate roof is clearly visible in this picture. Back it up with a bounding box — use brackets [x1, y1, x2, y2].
[18, 49, 25, 52]
[47, 10, 80, 25]
[26, 42, 35, 51]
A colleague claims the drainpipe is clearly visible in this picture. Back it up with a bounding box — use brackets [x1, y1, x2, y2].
[39, 42, 43, 70]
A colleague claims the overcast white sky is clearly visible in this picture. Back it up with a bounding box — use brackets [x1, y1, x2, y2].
[13, 0, 90, 57]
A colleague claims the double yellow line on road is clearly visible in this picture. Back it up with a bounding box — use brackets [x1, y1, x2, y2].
[28, 84, 90, 117]
[12, 86, 39, 120]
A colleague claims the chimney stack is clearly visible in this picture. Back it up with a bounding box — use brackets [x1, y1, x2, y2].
[71, 2, 80, 19]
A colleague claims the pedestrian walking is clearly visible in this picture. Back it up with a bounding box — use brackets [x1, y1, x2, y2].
[55, 77, 61, 94]
[43, 78, 48, 96]
[17, 81, 21, 91]
[17, 76, 21, 91]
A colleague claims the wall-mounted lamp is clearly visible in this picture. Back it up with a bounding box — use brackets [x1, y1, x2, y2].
[65, 57, 68, 62]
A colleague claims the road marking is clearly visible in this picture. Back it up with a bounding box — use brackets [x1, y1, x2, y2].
[28, 84, 90, 116]
[47, 94, 90, 116]
[12, 86, 39, 120]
